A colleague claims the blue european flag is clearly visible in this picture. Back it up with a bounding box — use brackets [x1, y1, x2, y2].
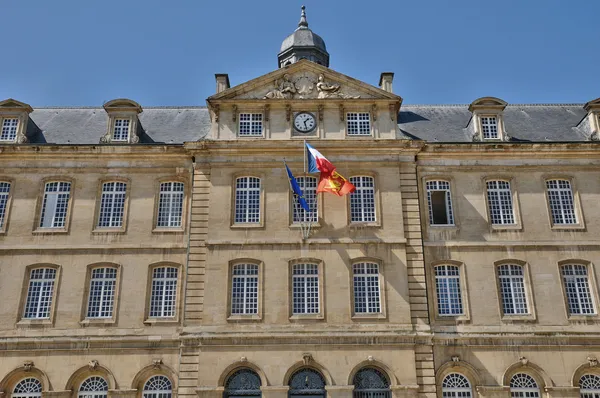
[284, 162, 310, 212]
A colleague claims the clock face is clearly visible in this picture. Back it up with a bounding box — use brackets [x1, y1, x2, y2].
[294, 112, 317, 133]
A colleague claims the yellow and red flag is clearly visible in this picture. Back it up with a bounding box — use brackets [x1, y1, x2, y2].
[317, 170, 355, 196]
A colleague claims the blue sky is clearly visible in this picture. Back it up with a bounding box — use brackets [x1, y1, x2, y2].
[1, 0, 599, 106]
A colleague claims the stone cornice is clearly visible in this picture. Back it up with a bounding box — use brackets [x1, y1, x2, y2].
[0, 336, 180, 351]
[206, 238, 406, 246]
[418, 142, 600, 157]
[433, 333, 600, 346]
[424, 241, 600, 248]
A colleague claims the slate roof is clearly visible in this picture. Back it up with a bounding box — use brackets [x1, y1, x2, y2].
[15, 104, 593, 144]
[24, 107, 211, 144]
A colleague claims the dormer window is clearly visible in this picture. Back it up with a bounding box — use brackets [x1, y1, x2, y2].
[0, 98, 33, 144]
[583, 98, 600, 141]
[112, 118, 130, 141]
[468, 97, 508, 142]
[0, 118, 19, 142]
[100, 98, 142, 144]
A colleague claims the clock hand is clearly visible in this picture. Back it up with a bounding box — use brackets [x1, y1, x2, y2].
[303, 119, 308, 127]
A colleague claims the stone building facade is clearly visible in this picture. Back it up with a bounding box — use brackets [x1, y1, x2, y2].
[1, 6, 600, 398]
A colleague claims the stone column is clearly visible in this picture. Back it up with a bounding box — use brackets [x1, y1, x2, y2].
[325, 385, 354, 398]
[476, 386, 510, 398]
[260, 386, 289, 398]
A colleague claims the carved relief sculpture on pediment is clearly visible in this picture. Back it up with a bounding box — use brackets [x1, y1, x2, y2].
[256, 71, 363, 100]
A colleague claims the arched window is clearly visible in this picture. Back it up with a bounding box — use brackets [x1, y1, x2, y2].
[224, 369, 262, 398]
[79, 376, 108, 398]
[13, 378, 42, 398]
[442, 373, 472, 398]
[288, 368, 326, 398]
[580, 374, 600, 398]
[353, 368, 391, 398]
[143, 375, 172, 398]
[510, 373, 539, 398]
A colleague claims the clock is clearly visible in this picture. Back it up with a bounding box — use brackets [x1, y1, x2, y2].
[294, 112, 317, 133]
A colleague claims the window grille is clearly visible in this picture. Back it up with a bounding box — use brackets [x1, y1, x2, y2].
[292, 176, 318, 223]
[39, 181, 71, 228]
[481, 116, 498, 139]
[143, 376, 172, 398]
[426, 180, 454, 225]
[231, 264, 259, 315]
[234, 177, 261, 224]
[97, 182, 127, 228]
[353, 262, 381, 314]
[292, 263, 319, 314]
[86, 267, 117, 318]
[347, 112, 371, 136]
[562, 264, 595, 315]
[353, 368, 391, 398]
[0, 118, 18, 141]
[157, 182, 184, 228]
[224, 369, 261, 398]
[498, 265, 528, 315]
[546, 180, 577, 225]
[580, 374, 600, 398]
[13, 378, 42, 398]
[288, 368, 326, 397]
[435, 265, 463, 316]
[149, 266, 178, 318]
[510, 374, 539, 398]
[112, 119, 130, 141]
[23, 268, 56, 319]
[0, 182, 11, 228]
[239, 113, 263, 137]
[79, 377, 108, 398]
[486, 180, 515, 225]
[442, 373, 472, 398]
[349, 176, 376, 222]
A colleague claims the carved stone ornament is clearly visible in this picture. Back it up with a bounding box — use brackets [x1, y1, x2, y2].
[152, 359, 163, 369]
[472, 132, 482, 142]
[451, 355, 460, 365]
[302, 353, 313, 365]
[23, 361, 34, 371]
[389, 104, 396, 121]
[503, 133, 511, 142]
[240, 356, 247, 363]
[590, 131, 599, 141]
[519, 356, 528, 366]
[232, 105, 238, 123]
[264, 105, 270, 122]
[213, 104, 220, 122]
[100, 132, 112, 144]
[371, 104, 377, 121]
[88, 360, 99, 370]
[100, 127, 139, 144]
[130, 131, 140, 144]
[316, 74, 360, 99]
[15, 131, 29, 144]
[264, 74, 296, 100]
[261, 73, 361, 100]
[367, 355, 374, 362]
[339, 105, 345, 122]
[588, 356, 598, 367]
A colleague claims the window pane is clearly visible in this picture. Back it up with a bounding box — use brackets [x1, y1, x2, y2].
[23, 268, 56, 319]
[546, 180, 577, 225]
[486, 180, 515, 225]
[239, 113, 263, 137]
[349, 176, 376, 222]
[231, 264, 259, 315]
[0, 118, 19, 141]
[0, 182, 11, 228]
[347, 113, 371, 136]
[353, 263, 381, 314]
[292, 176, 318, 223]
[426, 181, 454, 225]
[149, 267, 178, 317]
[481, 116, 498, 139]
[98, 182, 127, 228]
[292, 264, 319, 314]
[498, 265, 528, 315]
[86, 267, 117, 318]
[157, 182, 184, 228]
[40, 182, 71, 228]
[562, 264, 594, 315]
[113, 119, 130, 141]
[435, 265, 463, 316]
[234, 177, 261, 223]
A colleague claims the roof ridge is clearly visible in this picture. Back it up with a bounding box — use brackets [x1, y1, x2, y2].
[403, 103, 584, 108]
[32, 106, 208, 110]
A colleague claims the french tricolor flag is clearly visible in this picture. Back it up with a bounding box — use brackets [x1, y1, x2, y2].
[306, 143, 336, 175]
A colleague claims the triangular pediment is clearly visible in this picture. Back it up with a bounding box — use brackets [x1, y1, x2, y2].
[208, 60, 401, 102]
[0, 98, 33, 113]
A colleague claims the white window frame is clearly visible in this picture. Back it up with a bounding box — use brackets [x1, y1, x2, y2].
[292, 263, 320, 315]
[230, 263, 259, 316]
[580, 374, 600, 398]
[86, 267, 118, 319]
[441, 373, 472, 398]
[546, 179, 578, 225]
[78, 376, 108, 398]
[234, 176, 261, 224]
[292, 176, 318, 224]
[39, 181, 71, 229]
[12, 378, 42, 398]
[156, 181, 185, 228]
[349, 176, 376, 223]
[510, 373, 540, 398]
[480, 116, 499, 139]
[497, 264, 529, 316]
[97, 181, 127, 228]
[148, 266, 179, 318]
[352, 262, 382, 315]
[238, 113, 263, 137]
[23, 267, 57, 320]
[346, 112, 371, 136]
[143, 376, 172, 398]
[486, 180, 516, 225]
[426, 180, 455, 226]
[112, 118, 130, 142]
[561, 264, 596, 316]
[434, 265, 464, 316]
[0, 117, 19, 142]
[0, 181, 12, 231]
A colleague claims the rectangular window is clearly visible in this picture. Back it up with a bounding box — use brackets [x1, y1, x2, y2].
[0, 118, 19, 141]
[353, 262, 381, 314]
[39, 181, 71, 228]
[347, 112, 371, 136]
[157, 182, 184, 228]
[23, 268, 56, 319]
[292, 263, 319, 314]
[435, 265, 463, 316]
[498, 264, 528, 315]
[86, 267, 117, 318]
[349, 176, 376, 222]
[562, 264, 595, 315]
[0, 182, 11, 229]
[546, 180, 577, 225]
[112, 118, 130, 141]
[481, 116, 498, 139]
[486, 180, 515, 225]
[426, 180, 454, 225]
[234, 177, 261, 224]
[97, 182, 127, 228]
[292, 176, 318, 223]
[231, 264, 259, 315]
[149, 266, 178, 318]
[239, 113, 263, 137]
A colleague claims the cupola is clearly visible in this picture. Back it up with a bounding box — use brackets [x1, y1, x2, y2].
[278, 6, 329, 68]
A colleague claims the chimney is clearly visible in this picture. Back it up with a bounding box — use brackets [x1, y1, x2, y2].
[215, 74, 230, 93]
[379, 72, 394, 93]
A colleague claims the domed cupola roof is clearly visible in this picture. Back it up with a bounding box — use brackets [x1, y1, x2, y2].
[278, 6, 330, 68]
